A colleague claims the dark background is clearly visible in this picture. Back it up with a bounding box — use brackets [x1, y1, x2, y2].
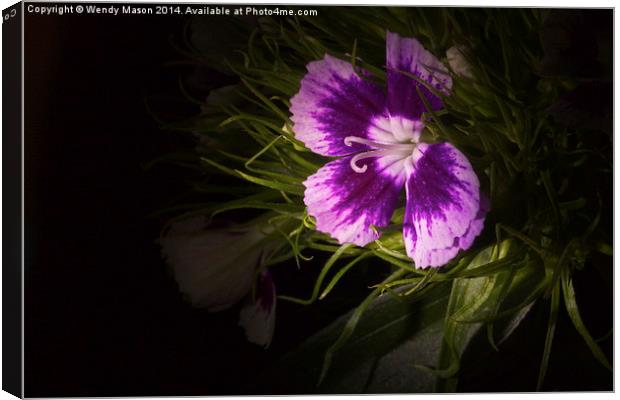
[23, 8, 263, 397]
[22, 6, 613, 397]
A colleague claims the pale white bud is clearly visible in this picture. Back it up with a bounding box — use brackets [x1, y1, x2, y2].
[446, 45, 473, 79]
[160, 216, 273, 312]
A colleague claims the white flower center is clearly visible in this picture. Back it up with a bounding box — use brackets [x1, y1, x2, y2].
[344, 136, 417, 173]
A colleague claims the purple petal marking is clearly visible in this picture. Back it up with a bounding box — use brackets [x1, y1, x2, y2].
[304, 155, 406, 246]
[290, 54, 387, 157]
[239, 271, 276, 348]
[256, 270, 275, 313]
[403, 142, 486, 268]
[386, 31, 452, 121]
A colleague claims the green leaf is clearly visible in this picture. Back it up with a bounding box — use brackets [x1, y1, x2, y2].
[537, 280, 560, 391]
[201, 157, 304, 195]
[561, 267, 612, 371]
[235, 170, 305, 195]
[317, 269, 408, 386]
[260, 280, 452, 393]
[278, 243, 354, 305]
[433, 239, 534, 392]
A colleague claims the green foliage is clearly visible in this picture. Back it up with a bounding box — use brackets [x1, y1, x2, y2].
[158, 7, 612, 392]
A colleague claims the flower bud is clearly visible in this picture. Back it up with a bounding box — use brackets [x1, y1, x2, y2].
[446, 45, 473, 79]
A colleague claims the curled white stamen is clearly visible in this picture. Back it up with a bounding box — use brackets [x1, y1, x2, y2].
[349, 149, 394, 173]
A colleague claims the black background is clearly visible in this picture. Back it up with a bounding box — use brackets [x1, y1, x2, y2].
[23, 8, 263, 396]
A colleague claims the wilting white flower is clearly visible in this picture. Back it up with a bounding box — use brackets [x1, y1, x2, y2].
[446, 45, 473, 79]
[160, 216, 276, 312]
[239, 270, 276, 348]
[160, 215, 281, 347]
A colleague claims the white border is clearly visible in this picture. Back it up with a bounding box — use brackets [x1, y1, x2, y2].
[0, 1, 616, 400]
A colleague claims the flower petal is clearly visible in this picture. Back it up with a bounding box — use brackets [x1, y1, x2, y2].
[403, 142, 486, 268]
[386, 31, 452, 120]
[304, 155, 406, 246]
[160, 217, 261, 311]
[239, 271, 276, 348]
[290, 54, 387, 156]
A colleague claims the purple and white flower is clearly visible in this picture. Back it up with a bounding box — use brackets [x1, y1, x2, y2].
[290, 31, 487, 269]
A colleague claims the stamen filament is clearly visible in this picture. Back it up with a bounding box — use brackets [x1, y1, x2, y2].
[349, 149, 394, 173]
[344, 136, 414, 151]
